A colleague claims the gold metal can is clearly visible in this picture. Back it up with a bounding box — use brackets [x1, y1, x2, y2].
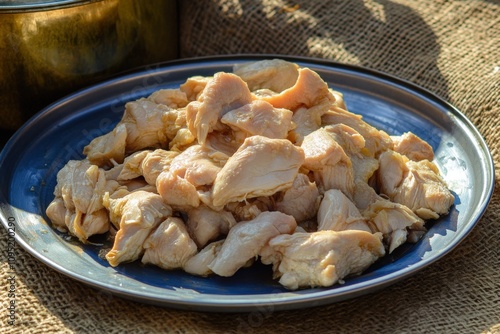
[0, 0, 178, 134]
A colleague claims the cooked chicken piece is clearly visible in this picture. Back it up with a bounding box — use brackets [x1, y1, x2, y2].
[329, 89, 347, 110]
[233, 59, 299, 92]
[286, 93, 347, 145]
[322, 106, 392, 157]
[301, 127, 355, 197]
[119, 179, 156, 193]
[83, 123, 127, 167]
[103, 148, 175, 189]
[159, 107, 196, 152]
[260, 68, 335, 111]
[84, 99, 170, 166]
[288, 98, 333, 145]
[46, 197, 67, 231]
[156, 172, 200, 208]
[119, 99, 169, 152]
[53, 160, 88, 212]
[317, 189, 372, 232]
[350, 154, 379, 184]
[103, 186, 127, 201]
[294, 225, 309, 233]
[212, 135, 305, 207]
[168, 128, 196, 152]
[186, 72, 253, 144]
[160, 107, 186, 140]
[251, 88, 277, 99]
[183, 240, 225, 276]
[185, 205, 237, 248]
[103, 161, 123, 181]
[103, 190, 172, 266]
[301, 127, 350, 171]
[261, 230, 385, 290]
[312, 160, 355, 199]
[378, 150, 454, 219]
[321, 123, 368, 191]
[352, 181, 383, 211]
[275, 173, 320, 223]
[224, 196, 275, 222]
[180, 76, 212, 101]
[391, 132, 434, 161]
[220, 100, 294, 140]
[171, 144, 227, 187]
[47, 159, 117, 242]
[148, 89, 189, 109]
[346, 154, 383, 211]
[116, 150, 151, 181]
[203, 131, 241, 157]
[141, 149, 179, 185]
[363, 199, 426, 253]
[208, 211, 297, 276]
[157, 145, 228, 209]
[70, 209, 110, 242]
[324, 124, 366, 156]
[142, 217, 198, 270]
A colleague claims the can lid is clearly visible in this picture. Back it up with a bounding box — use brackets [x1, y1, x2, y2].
[0, 0, 95, 13]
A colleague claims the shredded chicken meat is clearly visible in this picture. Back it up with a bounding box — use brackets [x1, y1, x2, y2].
[46, 59, 454, 290]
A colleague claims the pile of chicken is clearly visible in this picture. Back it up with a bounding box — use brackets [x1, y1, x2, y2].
[46, 59, 454, 290]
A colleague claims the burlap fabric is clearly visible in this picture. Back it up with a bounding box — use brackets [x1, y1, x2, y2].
[1, 0, 499, 333]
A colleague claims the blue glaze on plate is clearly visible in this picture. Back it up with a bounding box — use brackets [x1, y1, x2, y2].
[0, 56, 494, 312]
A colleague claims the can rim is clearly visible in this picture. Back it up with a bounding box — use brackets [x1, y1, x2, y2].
[0, 0, 99, 13]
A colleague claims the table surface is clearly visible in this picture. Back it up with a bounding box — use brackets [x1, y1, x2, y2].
[1, 0, 499, 333]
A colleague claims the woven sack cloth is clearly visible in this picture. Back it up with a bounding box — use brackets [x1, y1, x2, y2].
[1, 1, 499, 333]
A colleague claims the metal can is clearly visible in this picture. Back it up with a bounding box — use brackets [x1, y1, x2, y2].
[0, 0, 178, 134]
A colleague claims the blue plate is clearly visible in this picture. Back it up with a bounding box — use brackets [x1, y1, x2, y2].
[0, 56, 495, 312]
